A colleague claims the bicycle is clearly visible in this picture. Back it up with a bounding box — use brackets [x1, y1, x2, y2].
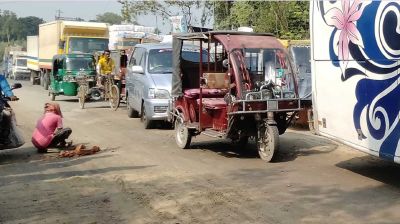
[101, 74, 120, 110]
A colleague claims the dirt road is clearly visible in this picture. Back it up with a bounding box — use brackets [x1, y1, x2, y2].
[1, 81, 400, 224]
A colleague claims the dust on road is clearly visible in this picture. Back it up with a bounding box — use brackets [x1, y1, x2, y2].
[1, 82, 400, 224]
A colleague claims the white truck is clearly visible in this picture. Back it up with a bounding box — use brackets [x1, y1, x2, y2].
[9, 51, 29, 80]
[310, 1, 400, 162]
[36, 20, 109, 89]
[27, 35, 40, 84]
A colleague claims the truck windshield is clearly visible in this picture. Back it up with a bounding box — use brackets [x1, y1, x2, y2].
[68, 38, 109, 54]
[66, 58, 95, 71]
[16, 59, 27, 67]
[118, 39, 141, 48]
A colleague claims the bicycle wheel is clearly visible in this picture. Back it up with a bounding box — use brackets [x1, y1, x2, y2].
[78, 85, 87, 109]
[109, 84, 120, 110]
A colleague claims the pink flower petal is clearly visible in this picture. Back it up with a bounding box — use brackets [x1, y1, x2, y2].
[347, 23, 364, 48]
[348, 1, 366, 22]
[349, 0, 362, 15]
[338, 31, 350, 61]
[325, 7, 345, 29]
[342, 0, 350, 14]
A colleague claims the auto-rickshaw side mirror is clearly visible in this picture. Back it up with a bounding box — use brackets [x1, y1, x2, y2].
[131, 65, 144, 74]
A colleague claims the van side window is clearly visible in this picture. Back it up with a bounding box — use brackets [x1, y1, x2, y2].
[129, 47, 145, 66]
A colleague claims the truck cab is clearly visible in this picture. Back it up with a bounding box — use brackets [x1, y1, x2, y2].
[11, 55, 29, 80]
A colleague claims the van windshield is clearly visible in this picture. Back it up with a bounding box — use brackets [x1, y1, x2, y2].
[148, 48, 206, 74]
[66, 57, 95, 71]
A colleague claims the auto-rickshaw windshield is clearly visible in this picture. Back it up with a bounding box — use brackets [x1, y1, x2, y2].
[65, 57, 96, 71]
[240, 48, 296, 93]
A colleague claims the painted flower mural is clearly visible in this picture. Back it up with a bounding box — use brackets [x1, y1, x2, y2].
[324, 0, 368, 71]
[320, 0, 400, 160]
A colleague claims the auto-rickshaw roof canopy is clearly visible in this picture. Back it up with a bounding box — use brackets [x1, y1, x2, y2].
[173, 31, 283, 51]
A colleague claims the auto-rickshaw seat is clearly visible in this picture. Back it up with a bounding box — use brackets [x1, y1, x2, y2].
[197, 98, 227, 110]
[184, 88, 227, 99]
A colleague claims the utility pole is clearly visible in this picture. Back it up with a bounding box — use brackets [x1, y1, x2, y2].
[55, 9, 63, 20]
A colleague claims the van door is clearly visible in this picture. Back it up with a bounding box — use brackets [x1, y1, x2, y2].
[127, 47, 146, 111]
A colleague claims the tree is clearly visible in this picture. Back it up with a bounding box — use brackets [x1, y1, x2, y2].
[214, 1, 309, 39]
[118, 0, 213, 29]
[0, 10, 19, 43]
[96, 12, 124, 25]
[17, 16, 45, 38]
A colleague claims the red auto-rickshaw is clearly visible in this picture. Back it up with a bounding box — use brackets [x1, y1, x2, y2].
[170, 32, 300, 162]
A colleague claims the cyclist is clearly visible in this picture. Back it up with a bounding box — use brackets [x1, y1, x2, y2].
[97, 50, 115, 87]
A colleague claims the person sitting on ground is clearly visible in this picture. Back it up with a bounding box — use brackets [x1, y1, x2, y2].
[31, 102, 72, 153]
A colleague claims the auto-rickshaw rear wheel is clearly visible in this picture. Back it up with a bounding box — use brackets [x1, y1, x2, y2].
[175, 113, 192, 149]
[109, 85, 120, 110]
[50, 92, 56, 101]
[257, 125, 279, 162]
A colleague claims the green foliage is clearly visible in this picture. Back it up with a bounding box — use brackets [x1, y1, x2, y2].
[96, 12, 124, 25]
[214, 1, 309, 39]
[0, 10, 44, 42]
[118, 0, 213, 30]
[0, 10, 44, 62]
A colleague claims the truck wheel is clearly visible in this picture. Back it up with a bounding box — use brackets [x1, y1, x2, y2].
[257, 125, 279, 162]
[126, 93, 139, 118]
[43, 72, 49, 90]
[40, 72, 44, 86]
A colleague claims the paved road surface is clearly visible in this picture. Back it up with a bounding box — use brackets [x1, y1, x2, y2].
[1, 81, 400, 224]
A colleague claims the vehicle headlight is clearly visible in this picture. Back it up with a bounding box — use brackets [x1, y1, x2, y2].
[148, 88, 170, 99]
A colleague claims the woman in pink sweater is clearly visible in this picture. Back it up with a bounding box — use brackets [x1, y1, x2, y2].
[32, 102, 72, 152]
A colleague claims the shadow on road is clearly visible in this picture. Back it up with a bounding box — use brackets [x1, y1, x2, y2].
[336, 156, 400, 189]
[188, 130, 338, 162]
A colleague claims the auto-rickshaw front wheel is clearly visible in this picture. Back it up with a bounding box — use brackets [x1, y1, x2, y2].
[175, 114, 192, 149]
[257, 125, 279, 162]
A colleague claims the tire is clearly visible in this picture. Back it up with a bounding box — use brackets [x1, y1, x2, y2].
[30, 71, 35, 85]
[109, 85, 120, 110]
[175, 114, 192, 149]
[257, 125, 279, 162]
[50, 92, 56, 101]
[40, 72, 44, 86]
[78, 85, 87, 109]
[140, 103, 153, 129]
[43, 72, 49, 90]
[126, 93, 139, 118]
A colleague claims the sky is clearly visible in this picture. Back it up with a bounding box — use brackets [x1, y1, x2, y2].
[0, 0, 210, 34]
